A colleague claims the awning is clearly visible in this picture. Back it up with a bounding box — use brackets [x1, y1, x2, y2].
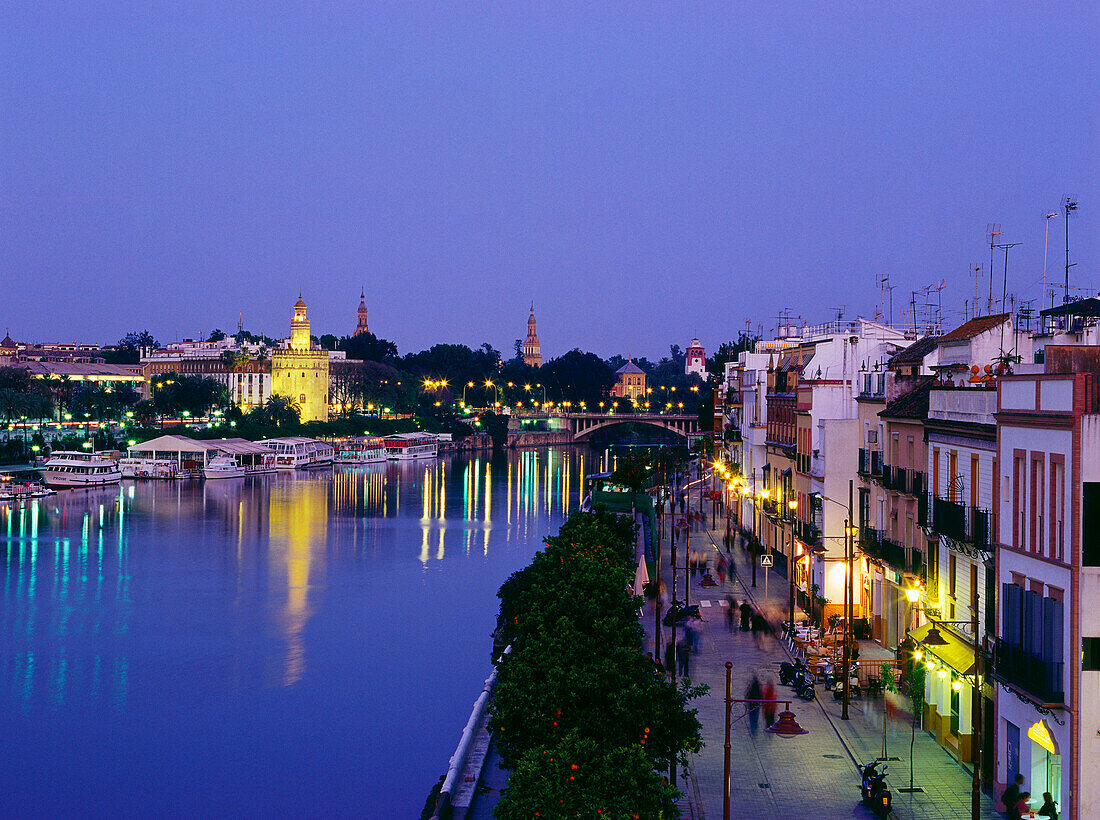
[910, 622, 976, 676]
[781, 467, 792, 477]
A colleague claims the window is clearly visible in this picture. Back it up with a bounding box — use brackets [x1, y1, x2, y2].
[1084, 638, 1100, 671]
[933, 448, 941, 497]
[1084, 483, 1100, 566]
[970, 564, 978, 614]
[949, 553, 957, 598]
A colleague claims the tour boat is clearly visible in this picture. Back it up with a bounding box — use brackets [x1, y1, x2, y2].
[334, 436, 387, 464]
[0, 478, 55, 502]
[258, 437, 334, 470]
[119, 458, 179, 479]
[203, 456, 245, 480]
[38, 451, 123, 488]
[384, 433, 439, 461]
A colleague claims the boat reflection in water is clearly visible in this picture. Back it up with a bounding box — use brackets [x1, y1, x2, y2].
[0, 446, 591, 818]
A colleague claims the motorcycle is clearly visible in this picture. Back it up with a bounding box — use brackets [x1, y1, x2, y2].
[779, 658, 809, 687]
[662, 601, 700, 627]
[861, 762, 892, 818]
[794, 676, 816, 701]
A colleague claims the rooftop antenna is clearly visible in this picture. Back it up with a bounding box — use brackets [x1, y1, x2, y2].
[986, 223, 1003, 316]
[994, 241, 1022, 360]
[971, 263, 982, 317]
[1043, 211, 1059, 312]
[1063, 197, 1078, 303]
[876, 274, 895, 325]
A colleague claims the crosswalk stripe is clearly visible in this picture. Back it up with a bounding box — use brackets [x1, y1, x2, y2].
[717, 599, 728, 607]
[700, 600, 712, 607]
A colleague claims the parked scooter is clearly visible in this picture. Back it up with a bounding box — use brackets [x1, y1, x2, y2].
[779, 657, 809, 686]
[794, 675, 816, 701]
[861, 762, 892, 817]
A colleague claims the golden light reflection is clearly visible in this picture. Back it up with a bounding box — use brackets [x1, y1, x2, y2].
[268, 479, 328, 686]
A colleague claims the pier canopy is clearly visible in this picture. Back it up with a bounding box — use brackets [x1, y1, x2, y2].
[213, 438, 274, 470]
[127, 435, 219, 471]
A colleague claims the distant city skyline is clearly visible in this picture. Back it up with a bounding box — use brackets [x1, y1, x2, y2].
[2, 4, 1096, 358]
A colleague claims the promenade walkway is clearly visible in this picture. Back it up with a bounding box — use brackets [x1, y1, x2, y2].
[643, 512, 999, 820]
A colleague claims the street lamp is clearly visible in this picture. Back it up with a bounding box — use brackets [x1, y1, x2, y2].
[809, 483, 856, 720]
[723, 662, 808, 820]
[911, 594, 983, 820]
[786, 498, 798, 630]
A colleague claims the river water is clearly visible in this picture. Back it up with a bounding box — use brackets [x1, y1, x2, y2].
[0, 446, 594, 818]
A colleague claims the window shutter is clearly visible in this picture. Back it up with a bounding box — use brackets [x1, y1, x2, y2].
[1002, 583, 1021, 646]
[1042, 597, 1064, 663]
[1023, 590, 1042, 655]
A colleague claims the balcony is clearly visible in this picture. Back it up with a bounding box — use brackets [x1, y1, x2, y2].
[887, 466, 910, 494]
[794, 518, 821, 546]
[860, 526, 884, 555]
[931, 497, 967, 541]
[871, 450, 884, 477]
[911, 471, 925, 498]
[858, 448, 872, 476]
[917, 493, 929, 527]
[880, 537, 907, 572]
[929, 497, 996, 547]
[994, 639, 1064, 705]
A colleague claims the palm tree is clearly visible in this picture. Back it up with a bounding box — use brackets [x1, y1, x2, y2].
[264, 395, 300, 427]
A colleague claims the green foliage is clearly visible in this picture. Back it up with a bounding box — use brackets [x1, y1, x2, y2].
[489, 510, 705, 811]
[538, 349, 616, 406]
[151, 371, 229, 416]
[610, 451, 652, 493]
[495, 734, 677, 820]
[879, 663, 898, 695]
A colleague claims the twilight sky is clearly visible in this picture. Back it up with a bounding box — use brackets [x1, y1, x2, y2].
[2, 3, 1097, 360]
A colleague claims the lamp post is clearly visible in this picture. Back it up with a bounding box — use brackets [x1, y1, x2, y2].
[787, 499, 798, 630]
[723, 661, 808, 820]
[809, 483, 856, 720]
[912, 594, 983, 820]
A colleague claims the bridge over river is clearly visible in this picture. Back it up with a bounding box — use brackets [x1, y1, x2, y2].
[510, 411, 700, 442]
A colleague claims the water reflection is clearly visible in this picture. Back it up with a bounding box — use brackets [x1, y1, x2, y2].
[0, 447, 592, 817]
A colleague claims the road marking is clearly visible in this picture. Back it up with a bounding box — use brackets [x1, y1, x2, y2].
[718, 599, 728, 607]
[700, 600, 712, 607]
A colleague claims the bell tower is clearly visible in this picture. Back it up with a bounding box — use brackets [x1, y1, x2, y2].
[523, 303, 541, 368]
[355, 289, 369, 336]
[290, 296, 311, 351]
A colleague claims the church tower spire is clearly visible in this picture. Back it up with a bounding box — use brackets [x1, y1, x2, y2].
[355, 288, 369, 336]
[523, 303, 541, 368]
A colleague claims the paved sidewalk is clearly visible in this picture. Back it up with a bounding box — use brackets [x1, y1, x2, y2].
[642, 509, 999, 820]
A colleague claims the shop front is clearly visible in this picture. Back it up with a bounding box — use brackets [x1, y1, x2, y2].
[910, 622, 978, 762]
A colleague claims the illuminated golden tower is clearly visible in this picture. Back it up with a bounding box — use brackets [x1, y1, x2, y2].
[271, 296, 330, 422]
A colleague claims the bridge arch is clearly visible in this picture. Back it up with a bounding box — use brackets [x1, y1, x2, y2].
[568, 414, 697, 442]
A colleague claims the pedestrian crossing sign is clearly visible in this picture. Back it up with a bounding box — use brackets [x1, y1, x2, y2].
[760, 555, 773, 567]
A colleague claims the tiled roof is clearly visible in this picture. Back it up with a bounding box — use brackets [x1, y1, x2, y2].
[889, 335, 939, 366]
[878, 378, 936, 420]
[616, 361, 645, 375]
[937, 313, 1009, 343]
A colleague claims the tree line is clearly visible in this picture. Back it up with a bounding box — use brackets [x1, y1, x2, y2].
[486, 511, 705, 818]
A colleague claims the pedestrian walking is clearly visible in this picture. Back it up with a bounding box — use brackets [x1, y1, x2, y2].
[726, 597, 736, 632]
[682, 619, 695, 654]
[664, 641, 676, 679]
[746, 675, 763, 735]
[690, 614, 703, 652]
[751, 612, 765, 648]
[739, 601, 752, 631]
[762, 679, 777, 728]
[677, 637, 691, 678]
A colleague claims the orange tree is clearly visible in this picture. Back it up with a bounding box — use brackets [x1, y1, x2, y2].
[489, 511, 705, 817]
[495, 734, 677, 820]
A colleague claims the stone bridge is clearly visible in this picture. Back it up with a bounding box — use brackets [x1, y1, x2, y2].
[514, 412, 700, 441]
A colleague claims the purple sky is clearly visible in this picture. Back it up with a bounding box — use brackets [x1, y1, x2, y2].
[2, 3, 1097, 359]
